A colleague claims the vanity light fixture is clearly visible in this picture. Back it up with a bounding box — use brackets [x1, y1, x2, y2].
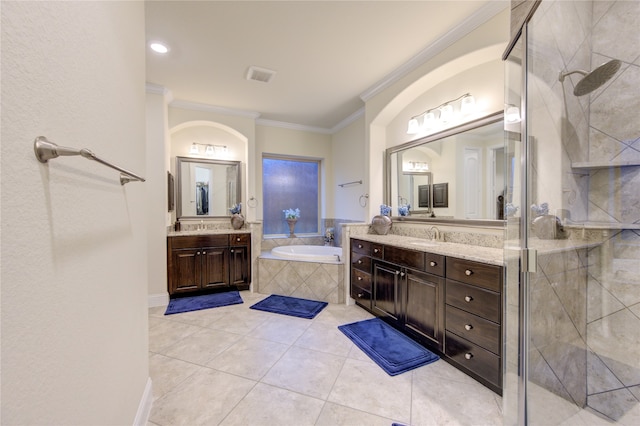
[189, 142, 228, 157]
[505, 105, 521, 123]
[406, 93, 476, 134]
[403, 161, 429, 173]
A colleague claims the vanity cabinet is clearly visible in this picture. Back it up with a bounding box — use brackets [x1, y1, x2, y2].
[444, 257, 503, 394]
[350, 237, 502, 394]
[168, 233, 251, 296]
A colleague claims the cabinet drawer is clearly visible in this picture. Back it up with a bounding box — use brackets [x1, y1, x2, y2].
[351, 284, 372, 309]
[351, 239, 371, 255]
[352, 268, 372, 291]
[351, 253, 371, 272]
[384, 247, 424, 271]
[371, 244, 384, 259]
[169, 234, 228, 249]
[229, 233, 250, 246]
[425, 253, 445, 276]
[446, 305, 500, 355]
[446, 258, 502, 292]
[446, 280, 501, 323]
[445, 332, 501, 388]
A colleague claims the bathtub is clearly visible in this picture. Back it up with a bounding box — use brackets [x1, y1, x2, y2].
[271, 245, 343, 263]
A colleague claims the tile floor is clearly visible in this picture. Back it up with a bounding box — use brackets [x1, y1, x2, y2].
[148, 291, 504, 426]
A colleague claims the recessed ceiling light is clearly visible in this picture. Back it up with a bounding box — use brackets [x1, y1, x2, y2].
[149, 42, 169, 54]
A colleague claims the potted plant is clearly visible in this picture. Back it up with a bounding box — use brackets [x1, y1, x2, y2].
[283, 208, 300, 237]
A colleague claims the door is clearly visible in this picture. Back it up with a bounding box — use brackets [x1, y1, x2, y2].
[170, 248, 201, 294]
[229, 245, 249, 287]
[404, 269, 444, 350]
[201, 247, 228, 289]
[463, 147, 481, 218]
[372, 261, 401, 321]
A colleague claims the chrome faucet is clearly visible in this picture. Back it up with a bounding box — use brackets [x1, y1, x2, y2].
[430, 226, 442, 242]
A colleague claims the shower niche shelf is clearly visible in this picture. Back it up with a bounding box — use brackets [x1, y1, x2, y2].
[563, 221, 640, 230]
[571, 161, 640, 171]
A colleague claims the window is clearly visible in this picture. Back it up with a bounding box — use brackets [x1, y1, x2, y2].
[262, 156, 320, 236]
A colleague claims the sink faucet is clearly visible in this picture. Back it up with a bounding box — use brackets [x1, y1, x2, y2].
[430, 226, 442, 242]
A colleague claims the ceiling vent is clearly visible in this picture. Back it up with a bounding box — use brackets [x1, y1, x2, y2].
[246, 66, 276, 83]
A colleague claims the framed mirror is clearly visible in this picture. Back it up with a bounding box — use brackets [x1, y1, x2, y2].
[385, 111, 509, 226]
[176, 156, 241, 219]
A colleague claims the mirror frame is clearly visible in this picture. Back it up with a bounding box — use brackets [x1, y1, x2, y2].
[384, 111, 505, 228]
[175, 156, 242, 220]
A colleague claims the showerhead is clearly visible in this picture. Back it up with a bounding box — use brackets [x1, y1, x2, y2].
[558, 59, 622, 96]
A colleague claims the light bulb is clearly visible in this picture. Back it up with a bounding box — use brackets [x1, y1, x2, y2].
[150, 42, 169, 54]
[439, 104, 453, 123]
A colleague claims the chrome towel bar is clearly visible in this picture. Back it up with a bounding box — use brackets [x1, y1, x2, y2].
[33, 136, 146, 185]
[338, 179, 362, 187]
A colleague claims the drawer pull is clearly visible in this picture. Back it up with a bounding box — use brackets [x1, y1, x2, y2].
[430, 261, 437, 267]
[374, 248, 380, 253]
[357, 276, 363, 281]
[464, 324, 473, 331]
[357, 259, 363, 264]
[203, 251, 206, 255]
[465, 269, 473, 276]
[230, 249, 234, 253]
[400, 272, 406, 277]
[464, 353, 474, 360]
[236, 237, 241, 242]
[358, 244, 363, 249]
[357, 293, 364, 298]
[464, 296, 473, 302]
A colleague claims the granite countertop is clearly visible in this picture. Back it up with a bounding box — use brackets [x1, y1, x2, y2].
[167, 229, 251, 237]
[351, 234, 504, 266]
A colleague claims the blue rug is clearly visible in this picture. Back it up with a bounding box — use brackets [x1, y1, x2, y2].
[165, 291, 243, 315]
[338, 318, 439, 376]
[249, 294, 328, 319]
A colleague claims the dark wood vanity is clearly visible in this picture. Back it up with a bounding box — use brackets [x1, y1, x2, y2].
[167, 233, 251, 296]
[350, 237, 503, 394]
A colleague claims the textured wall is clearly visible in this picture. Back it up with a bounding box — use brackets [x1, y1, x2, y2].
[1, 2, 149, 424]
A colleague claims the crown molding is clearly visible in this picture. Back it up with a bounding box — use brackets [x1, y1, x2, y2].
[359, 1, 508, 102]
[169, 99, 261, 119]
[255, 118, 333, 135]
[331, 107, 365, 133]
[145, 83, 173, 102]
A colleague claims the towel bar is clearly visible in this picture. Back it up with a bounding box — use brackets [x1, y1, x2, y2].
[34, 136, 145, 185]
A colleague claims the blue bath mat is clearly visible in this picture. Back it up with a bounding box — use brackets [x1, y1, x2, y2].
[165, 291, 243, 315]
[249, 294, 328, 319]
[338, 318, 439, 376]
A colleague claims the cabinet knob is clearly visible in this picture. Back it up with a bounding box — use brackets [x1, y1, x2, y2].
[230, 249, 234, 253]
[400, 272, 406, 277]
[197, 252, 201, 255]
[464, 324, 473, 331]
[203, 251, 206, 255]
[464, 296, 473, 302]
[357, 293, 364, 298]
[465, 269, 473, 276]
[236, 237, 241, 242]
[358, 244, 363, 249]
[374, 248, 379, 253]
[464, 353, 474, 360]
[357, 276, 363, 281]
[395, 271, 401, 275]
[357, 259, 363, 264]
[430, 261, 437, 267]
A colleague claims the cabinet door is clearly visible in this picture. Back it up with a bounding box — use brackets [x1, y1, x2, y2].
[372, 261, 401, 321]
[201, 247, 229, 289]
[229, 245, 249, 287]
[170, 248, 201, 295]
[405, 269, 444, 350]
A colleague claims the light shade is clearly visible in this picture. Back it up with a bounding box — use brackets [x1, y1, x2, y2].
[460, 95, 476, 115]
[189, 143, 199, 154]
[506, 106, 521, 123]
[407, 117, 420, 134]
[439, 104, 453, 123]
[423, 111, 437, 129]
[205, 145, 215, 156]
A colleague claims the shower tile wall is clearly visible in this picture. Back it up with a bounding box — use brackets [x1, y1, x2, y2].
[527, 0, 640, 422]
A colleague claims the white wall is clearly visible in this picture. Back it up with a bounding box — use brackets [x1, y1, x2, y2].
[331, 115, 368, 221]
[1, 2, 150, 424]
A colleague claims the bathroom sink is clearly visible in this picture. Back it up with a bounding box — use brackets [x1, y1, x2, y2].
[408, 241, 439, 248]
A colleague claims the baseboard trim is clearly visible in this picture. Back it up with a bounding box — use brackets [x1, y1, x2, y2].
[133, 377, 153, 426]
[148, 292, 169, 308]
